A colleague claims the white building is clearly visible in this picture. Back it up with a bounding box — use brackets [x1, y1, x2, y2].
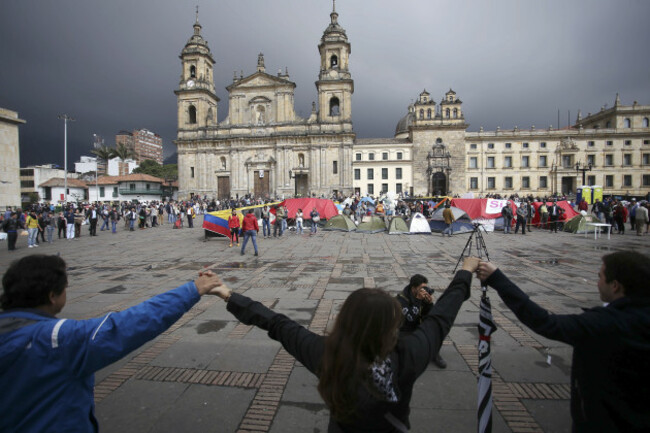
[92, 174, 170, 202]
[75, 156, 138, 177]
[38, 177, 88, 203]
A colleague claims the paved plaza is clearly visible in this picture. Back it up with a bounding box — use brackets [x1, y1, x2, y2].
[2, 218, 649, 433]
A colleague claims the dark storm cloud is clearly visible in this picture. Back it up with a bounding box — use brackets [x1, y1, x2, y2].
[1, 0, 649, 168]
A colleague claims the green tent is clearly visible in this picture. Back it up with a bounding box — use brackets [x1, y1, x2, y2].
[564, 213, 601, 234]
[388, 217, 409, 234]
[356, 215, 387, 233]
[323, 214, 357, 232]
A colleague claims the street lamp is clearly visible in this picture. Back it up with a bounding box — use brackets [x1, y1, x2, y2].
[58, 114, 75, 205]
[575, 161, 593, 186]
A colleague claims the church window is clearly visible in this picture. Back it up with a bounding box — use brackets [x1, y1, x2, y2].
[397, 152, 403, 160]
[605, 175, 613, 187]
[487, 177, 495, 189]
[623, 175, 632, 187]
[504, 156, 512, 168]
[522, 177, 530, 189]
[470, 177, 478, 189]
[368, 184, 374, 195]
[470, 143, 477, 150]
[188, 105, 197, 124]
[488, 143, 494, 149]
[369, 153, 375, 161]
[330, 55, 338, 68]
[643, 118, 649, 127]
[625, 140, 631, 145]
[396, 183, 402, 193]
[190, 167, 194, 178]
[505, 142, 512, 149]
[487, 157, 495, 168]
[624, 118, 631, 128]
[540, 176, 548, 188]
[469, 157, 477, 168]
[367, 169, 374, 180]
[540, 142, 547, 148]
[505, 177, 513, 189]
[333, 161, 338, 174]
[419, 109, 424, 119]
[396, 168, 402, 179]
[522, 156, 529, 168]
[382, 152, 388, 160]
[382, 168, 388, 180]
[190, 65, 196, 78]
[355, 153, 361, 161]
[354, 169, 360, 180]
[329, 97, 340, 116]
[445, 108, 450, 118]
[606, 140, 613, 146]
[623, 154, 632, 166]
[220, 157, 227, 170]
[427, 109, 432, 119]
[298, 153, 305, 167]
[382, 184, 388, 193]
[453, 108, 458, 118]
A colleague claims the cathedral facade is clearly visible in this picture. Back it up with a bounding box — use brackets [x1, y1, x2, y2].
[176, 7, 650, 200]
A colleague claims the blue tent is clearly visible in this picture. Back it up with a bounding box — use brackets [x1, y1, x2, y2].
[429, 206, 474, 235]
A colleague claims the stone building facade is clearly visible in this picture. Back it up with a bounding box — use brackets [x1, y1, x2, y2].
[175, 7, 354, 200]
[175, 7, 650, 200]
[0, 107, 25, 208]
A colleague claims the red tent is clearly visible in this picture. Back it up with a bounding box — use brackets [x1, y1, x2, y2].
[531, 201, 579, 226]
[273, 198, 339, 221]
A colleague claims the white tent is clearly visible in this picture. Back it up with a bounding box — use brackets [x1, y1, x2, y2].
[408, 212, 431, 234]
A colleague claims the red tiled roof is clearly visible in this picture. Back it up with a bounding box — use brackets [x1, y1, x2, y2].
[94, 174, 164, 185]
[39, 177, 88, 188]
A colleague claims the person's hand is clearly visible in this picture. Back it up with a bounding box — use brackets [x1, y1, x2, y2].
[416, 288, 433, 304]
[476, 261, 498, 282]
[194, 270, 223, 296]
[462, 257, 480, 272]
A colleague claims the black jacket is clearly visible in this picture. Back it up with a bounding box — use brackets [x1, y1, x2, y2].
[227, 271, 473, 432]
[396, 285, 434, 333]
[485, 269, 650, 433]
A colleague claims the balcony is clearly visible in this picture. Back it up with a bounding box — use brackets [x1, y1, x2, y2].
[119, 189, 162, 195]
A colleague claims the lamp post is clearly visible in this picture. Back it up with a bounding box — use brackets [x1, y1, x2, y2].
[58, 114, 75, 205]
[575, 161, 593, 186]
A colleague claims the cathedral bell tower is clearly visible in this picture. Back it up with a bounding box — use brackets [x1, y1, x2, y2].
[175, 9, 219, 130]
[316, 1, 353, 123]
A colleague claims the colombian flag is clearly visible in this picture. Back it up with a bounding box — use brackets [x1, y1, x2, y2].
[203, 202, 279, 237]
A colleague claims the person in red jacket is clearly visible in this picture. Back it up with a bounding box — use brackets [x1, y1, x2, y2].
[240, 209, 259, 256]
[228, 210, 240, 247]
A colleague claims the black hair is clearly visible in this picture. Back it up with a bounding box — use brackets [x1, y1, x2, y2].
[1, 255, 68, 310]
[602, 251, 650, 298]
[409, 274, 428, 289]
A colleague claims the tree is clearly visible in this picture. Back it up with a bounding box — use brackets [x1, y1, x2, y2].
[112, 143, 135, 161]
[132, 160, 178, 180]
[90, 145, 113, 176]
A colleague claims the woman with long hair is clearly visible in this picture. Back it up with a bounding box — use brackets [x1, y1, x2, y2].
[212, 257, 480, 431]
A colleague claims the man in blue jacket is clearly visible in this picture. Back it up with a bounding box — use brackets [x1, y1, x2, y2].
[0, 254, 222, 433]
[477, 251, 650, 432]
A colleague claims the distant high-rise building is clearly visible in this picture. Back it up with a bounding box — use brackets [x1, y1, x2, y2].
[116, 128, 163, 165]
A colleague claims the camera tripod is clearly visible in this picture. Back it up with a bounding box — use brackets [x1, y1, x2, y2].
[453, 223, 490, 274]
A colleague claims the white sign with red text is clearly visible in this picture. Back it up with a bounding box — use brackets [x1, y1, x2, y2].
[485, 199, 509, 214]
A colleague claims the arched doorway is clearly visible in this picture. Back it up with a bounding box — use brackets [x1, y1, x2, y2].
[432, 172, 447, 196]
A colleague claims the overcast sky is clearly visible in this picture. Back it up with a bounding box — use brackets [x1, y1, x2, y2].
[2, 0, 649, 168]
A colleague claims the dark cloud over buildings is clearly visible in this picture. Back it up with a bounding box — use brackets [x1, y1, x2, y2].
[1, 0, 649, 168]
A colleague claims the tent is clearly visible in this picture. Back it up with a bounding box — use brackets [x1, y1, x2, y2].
[429, 206, 475, 234]
[323, 214, 357, 232]
[388, 217, 409, 234]
[563, 213, 601, 234]
[449, 198, 518, 232]
[203, 202, 280, 237]
[274, 198, 339, 221]
[356, 215, 387, 233]
[531, 201, 579, 228]
[408, 212, 431, 234]
[360, 196, 376, 205]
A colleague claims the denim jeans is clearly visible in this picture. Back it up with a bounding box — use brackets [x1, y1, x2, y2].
[241, 230, 258, 254]
[310, 221, 317, 233]
[111, 221, 117, 233]
[262, 219, 271, 237]
[442, 224, 453, 236]
[296, 221, 303, 234]
[46, 226, 54, 243]
[27, 228, 38, 246]
[100, 218, 109, 231]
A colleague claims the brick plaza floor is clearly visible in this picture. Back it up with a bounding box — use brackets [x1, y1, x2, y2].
[1, 217, 649, 432]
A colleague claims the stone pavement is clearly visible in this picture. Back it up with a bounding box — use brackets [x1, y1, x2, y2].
[1, 218, 649, 433]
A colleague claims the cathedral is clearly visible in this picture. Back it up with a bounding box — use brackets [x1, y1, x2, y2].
[175, 6, 650, 200]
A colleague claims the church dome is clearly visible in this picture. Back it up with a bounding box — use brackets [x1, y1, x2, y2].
[181, 18, 214, 60]
[395, 111, 415, 136]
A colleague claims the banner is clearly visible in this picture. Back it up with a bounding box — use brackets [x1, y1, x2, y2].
[485, 199, 508, 214]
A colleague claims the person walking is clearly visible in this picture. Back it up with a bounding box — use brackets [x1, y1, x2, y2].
[64, 208, 75, 240]
[295, 208, 304, 234]
[476, 252, 650, 432]
[441, 202, 455, 237]
[635, 201, 649, 236]
[261, 205, 271, 238]
[87, 205, 98, 236]
[211, 257, 480, 432]
[99, 207, 109, 231]
[548, 200, 563, 233]
[109, 207, 119, 234]
[0, 255, 222, 433]
[228, 210, 240, 247]
[57, 212, 66, 239]
[46, 212, 56, 243]
[310, 207, 320, 235]
[240, 209, 259, 256]
[186, 205, 195, 228]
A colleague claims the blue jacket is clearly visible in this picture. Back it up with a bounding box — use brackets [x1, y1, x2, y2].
[0, 282, 200, 433]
